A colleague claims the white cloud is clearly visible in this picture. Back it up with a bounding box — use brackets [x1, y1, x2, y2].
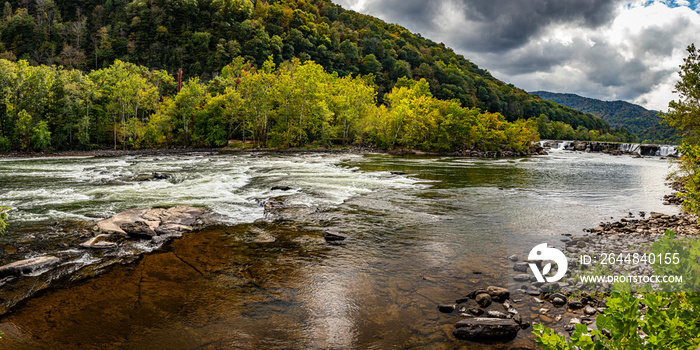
[332, 0, 700, 110]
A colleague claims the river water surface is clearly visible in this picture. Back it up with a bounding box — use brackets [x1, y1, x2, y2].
[0, 150, 678, 349]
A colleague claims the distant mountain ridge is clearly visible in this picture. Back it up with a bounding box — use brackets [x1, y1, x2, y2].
[531, 91, 678, 144]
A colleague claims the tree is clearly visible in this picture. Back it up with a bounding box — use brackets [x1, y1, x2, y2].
[664, 44, 700, 142]
[663, 44, 700, 216]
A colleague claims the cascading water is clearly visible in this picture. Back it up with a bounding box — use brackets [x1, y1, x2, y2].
[618, 143, 641, 154]
[657, 145, 680, 157]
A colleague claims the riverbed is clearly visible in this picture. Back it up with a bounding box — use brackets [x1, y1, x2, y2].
[0, 149, 679, 348]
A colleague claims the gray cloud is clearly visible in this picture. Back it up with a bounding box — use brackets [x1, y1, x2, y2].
[352, 0, 620, 52]
[334, 0, 700, 109]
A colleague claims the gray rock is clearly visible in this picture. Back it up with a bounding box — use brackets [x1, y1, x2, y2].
[486, 310, 510, 319]
[584, 306, 597, 316]
[0, 256, 60, 277]
[540, 282, 560, 293]
[508, 254, 519, 262]
[514, 274, 532, 282]
[453, 318, 520, 341]
[526, 286, 543, 296]
[513, 262, 529, 272]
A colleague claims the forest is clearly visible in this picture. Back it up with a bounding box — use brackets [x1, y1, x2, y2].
[533, 91, 678, 144]
[0, 0, 637, 153]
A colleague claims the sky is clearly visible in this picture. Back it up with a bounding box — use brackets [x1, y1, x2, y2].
[332, 0, 700, 111]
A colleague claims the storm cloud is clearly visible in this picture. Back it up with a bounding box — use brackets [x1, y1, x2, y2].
[333, 0, 700, 110]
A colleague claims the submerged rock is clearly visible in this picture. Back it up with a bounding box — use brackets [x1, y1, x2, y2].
[323, 231, 347, 242]
[453, 317, 520, 341]
[0, 256, 61, 277]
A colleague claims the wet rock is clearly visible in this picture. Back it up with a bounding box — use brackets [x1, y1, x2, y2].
[0, 256, 60, 277]
[271, 186, 293, 191]
[121, 221, 157, 238]
[323, 231, 347, 242]
[390, 171, 408, 175]
[568, 299, 584, 309]
[468, 308, 484, 316]
[456, 297, 470, 304]
[486, 310, 510, 319]
[540, 282, 560, 293]
[95, 206, 207, 238]
[438, 304, 455, 313]
[134, 172, 172, 181]
[551, 296, 567, 307]
[508, 254, 519, 262]
[476, 293, 492, 307]
[486, 286, 510, 302]
[513, 262, 529, 272]
[514, 274, 532, 282]
[526, 285, 542, 296]
[453, 318, 520, 341]
[79, 234, 118, 249]
[584, 306, 597, 316]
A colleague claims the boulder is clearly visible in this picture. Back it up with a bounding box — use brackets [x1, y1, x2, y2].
[568, 299, 584, 309]
[0, 256, 60, 277]
[486, 286, 510, 302]
[453, 318, 520, 341]
[95, 206, 206, 238]
[475, 293, 492, 307]
[271, 186, 293, 191]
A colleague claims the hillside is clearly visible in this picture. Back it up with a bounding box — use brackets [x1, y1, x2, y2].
[0, 0, 626, 135]
[531, 91, 678, 144]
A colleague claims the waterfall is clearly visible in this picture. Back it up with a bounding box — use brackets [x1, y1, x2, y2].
[618, 143, 641, 154]
[657, 145, 679, 157]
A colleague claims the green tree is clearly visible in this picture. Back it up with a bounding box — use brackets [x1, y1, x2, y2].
[663, 44, 700, 216]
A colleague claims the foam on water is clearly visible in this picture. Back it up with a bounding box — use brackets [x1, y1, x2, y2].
[0, 153, 423, 226]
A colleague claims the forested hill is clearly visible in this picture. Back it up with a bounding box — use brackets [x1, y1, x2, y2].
[0, 0, 617, 133]
[531, 91, 678, 144]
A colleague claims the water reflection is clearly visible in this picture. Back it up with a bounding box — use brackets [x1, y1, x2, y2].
[0, 150, 679, 349]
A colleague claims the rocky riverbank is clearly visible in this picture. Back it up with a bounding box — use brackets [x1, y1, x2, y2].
[0, 206, 212, 316]
[0, 143, 548, 159]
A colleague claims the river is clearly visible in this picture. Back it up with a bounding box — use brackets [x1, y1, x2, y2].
[0, 149, 678, 349]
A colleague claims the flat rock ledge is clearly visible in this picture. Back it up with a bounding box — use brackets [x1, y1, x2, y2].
[0, 256, 61, 277]
[93, 205, 207, 240]
[453, 318, 520, 341]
